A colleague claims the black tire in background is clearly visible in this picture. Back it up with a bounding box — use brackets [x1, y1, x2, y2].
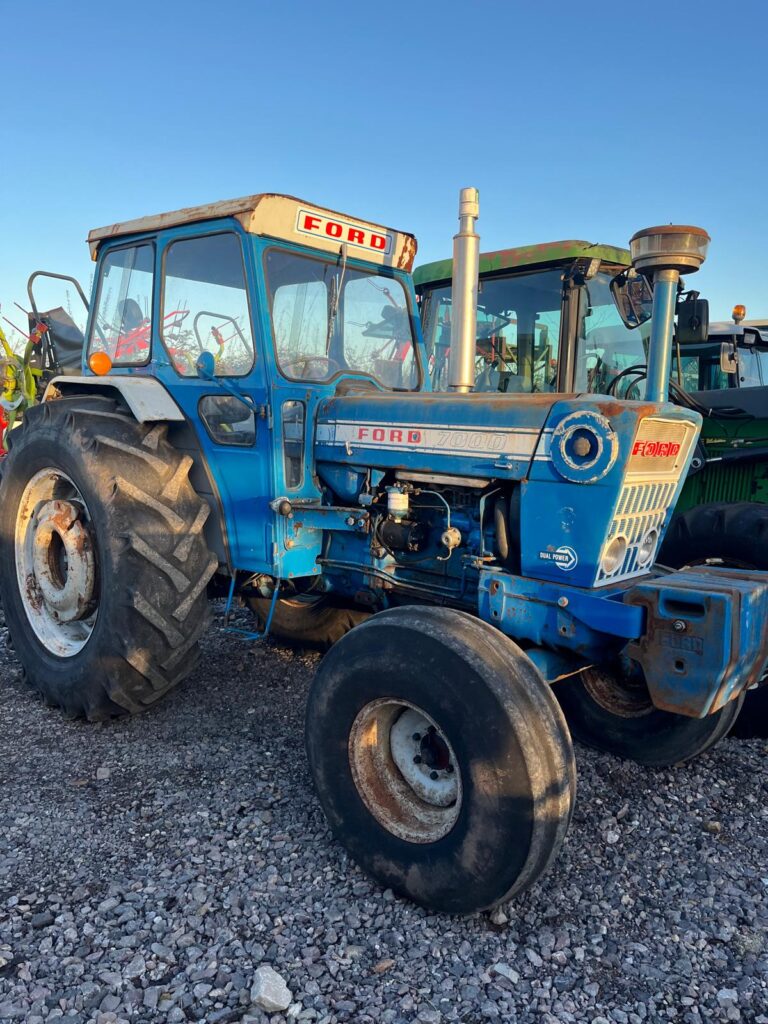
[555, 667, 744, 767]
[0, 397, 217, 720]
[660, 501, 768, 738]
[249, 593, 369, 649]
[306, 606, 575, 913]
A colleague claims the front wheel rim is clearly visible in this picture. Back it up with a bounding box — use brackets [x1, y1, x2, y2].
[348, 700, 462, 844]
[15, 468, 99, 657]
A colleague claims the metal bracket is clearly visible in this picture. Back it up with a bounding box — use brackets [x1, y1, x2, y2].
[222, 576, 279, 641]
[284, 504, 370, 534]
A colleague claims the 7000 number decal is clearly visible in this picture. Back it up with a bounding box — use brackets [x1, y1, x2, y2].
[354, 426, 508, 452]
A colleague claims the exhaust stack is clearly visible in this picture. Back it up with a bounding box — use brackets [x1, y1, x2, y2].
[449, 187, 480, 392]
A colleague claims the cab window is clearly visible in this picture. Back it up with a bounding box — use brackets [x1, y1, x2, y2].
[88, 243, 154, 365]
[161, 233, 255, 377]
[421, 269, 563, 393]
[265, 248, 419, 389]
[574, 273, 650, 395]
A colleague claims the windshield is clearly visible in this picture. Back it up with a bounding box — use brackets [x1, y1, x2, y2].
[675, 338, 768, 391]
[265, 248, 419, 390]
[575, 274, 768, 396]
[421, 268, 563, 392]
[574, 272, 651, 396]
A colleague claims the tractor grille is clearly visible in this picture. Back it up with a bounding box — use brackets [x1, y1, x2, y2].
[595, 480, 678, 585]
[698, 461, 754, 505]
[594, 415, 698, 587]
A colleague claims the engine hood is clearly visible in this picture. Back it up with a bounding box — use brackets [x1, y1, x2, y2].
[315, 390, 558, 481]
[314, 391, 678, 483]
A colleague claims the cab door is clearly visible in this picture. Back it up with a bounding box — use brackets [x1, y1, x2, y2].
[151, 225, 276, 574]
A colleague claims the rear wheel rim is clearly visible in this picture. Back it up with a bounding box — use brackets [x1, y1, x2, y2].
[348, 699, 462, 844]
[581, 665, 655, 718]
[15, 468, 99, 657]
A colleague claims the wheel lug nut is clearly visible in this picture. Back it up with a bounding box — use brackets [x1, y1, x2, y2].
[430, 771, 438, 781]
[446, 764, 454, 773]
[413, 755, 422, 764]
[427, 725, 436, 734]
[412, 732, 421, 741]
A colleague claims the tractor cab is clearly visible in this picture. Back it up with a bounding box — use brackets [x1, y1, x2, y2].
[50, 194, 423, 578]
[83, 194, 420, 391]
[416, 240, 638, 395]
[417, 241, 768, 410]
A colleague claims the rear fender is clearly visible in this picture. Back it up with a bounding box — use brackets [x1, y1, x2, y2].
[43, 378, 229, 568]
[44, 375, 185, 422]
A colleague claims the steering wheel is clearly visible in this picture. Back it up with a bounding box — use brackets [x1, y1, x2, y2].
[606, 363, 647, 399]
[282, 354, 342, 380]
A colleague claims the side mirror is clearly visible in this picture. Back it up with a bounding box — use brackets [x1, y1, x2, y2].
[676, 293, 709, 344]
[720, 340, 738, 374]
[196, 351, 216, 379]
[610, 270, 653, 329]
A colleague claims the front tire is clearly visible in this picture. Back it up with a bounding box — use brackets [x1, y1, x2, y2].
[0, 397, 217, 719]
[660, 502, 768, 738]
[555, 665, 744, 767]
[306, 606, 575, 913]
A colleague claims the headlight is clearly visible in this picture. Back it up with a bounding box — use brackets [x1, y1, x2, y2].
[550, 411, 619, 483]
[636, 529, 659, 567]
[600, 535, 628, 576]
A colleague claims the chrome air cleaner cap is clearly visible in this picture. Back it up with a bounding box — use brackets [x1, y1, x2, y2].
[629, 225, 710, 276]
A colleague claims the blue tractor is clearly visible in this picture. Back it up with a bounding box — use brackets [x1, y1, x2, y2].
[1, 190, 766, 913]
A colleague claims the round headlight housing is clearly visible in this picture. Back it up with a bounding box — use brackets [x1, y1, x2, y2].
[600, 535, 628, 576]
[636, 529, 659, 568]
[550, 411, 618, 483]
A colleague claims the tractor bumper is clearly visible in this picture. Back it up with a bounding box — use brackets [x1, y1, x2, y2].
[624, 566, 768, 717]
[479, 565, 768, 719]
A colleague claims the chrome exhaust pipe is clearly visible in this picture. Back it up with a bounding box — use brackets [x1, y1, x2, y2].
[449, 187, 480, 393]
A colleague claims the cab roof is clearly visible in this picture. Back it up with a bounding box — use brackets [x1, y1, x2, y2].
[88, 192, 417, 271]
[413, 239, 630, 287]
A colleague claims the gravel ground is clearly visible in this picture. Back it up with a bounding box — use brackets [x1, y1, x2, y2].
[0, 609, 766, 1024]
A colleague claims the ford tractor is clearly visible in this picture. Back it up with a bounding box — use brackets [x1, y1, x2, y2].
[416, 237, 768, 737]
[2, 190, 767, 914]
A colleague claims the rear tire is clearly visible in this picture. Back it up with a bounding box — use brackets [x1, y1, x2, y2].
[555, 666, 744, 767]
[306, 606, 575, 912]
[0, 397, 217, 719]
[250, 593, 369, 649]
[661, 502, 768, 738]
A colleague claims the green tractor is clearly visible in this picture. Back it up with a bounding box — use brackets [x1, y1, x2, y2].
[415, 242, 768, 737]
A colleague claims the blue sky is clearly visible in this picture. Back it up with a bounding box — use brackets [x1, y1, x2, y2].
[1, 0, 766, 340]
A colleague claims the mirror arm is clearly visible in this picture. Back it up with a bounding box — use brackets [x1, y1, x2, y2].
[197, 363, 257, 412]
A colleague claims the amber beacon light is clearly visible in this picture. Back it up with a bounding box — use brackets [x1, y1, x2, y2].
[88, 351, 113, 376]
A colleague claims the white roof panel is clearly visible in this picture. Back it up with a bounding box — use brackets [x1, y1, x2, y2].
[87, 193, 417, 270]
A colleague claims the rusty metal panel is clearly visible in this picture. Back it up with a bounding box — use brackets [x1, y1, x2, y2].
[625, 565, 768, 717]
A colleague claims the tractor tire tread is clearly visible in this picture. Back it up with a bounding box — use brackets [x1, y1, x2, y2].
[0, 396, 216, 720]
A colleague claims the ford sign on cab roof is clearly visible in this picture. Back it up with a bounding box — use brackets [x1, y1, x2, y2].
[87, 193, 417, 270]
